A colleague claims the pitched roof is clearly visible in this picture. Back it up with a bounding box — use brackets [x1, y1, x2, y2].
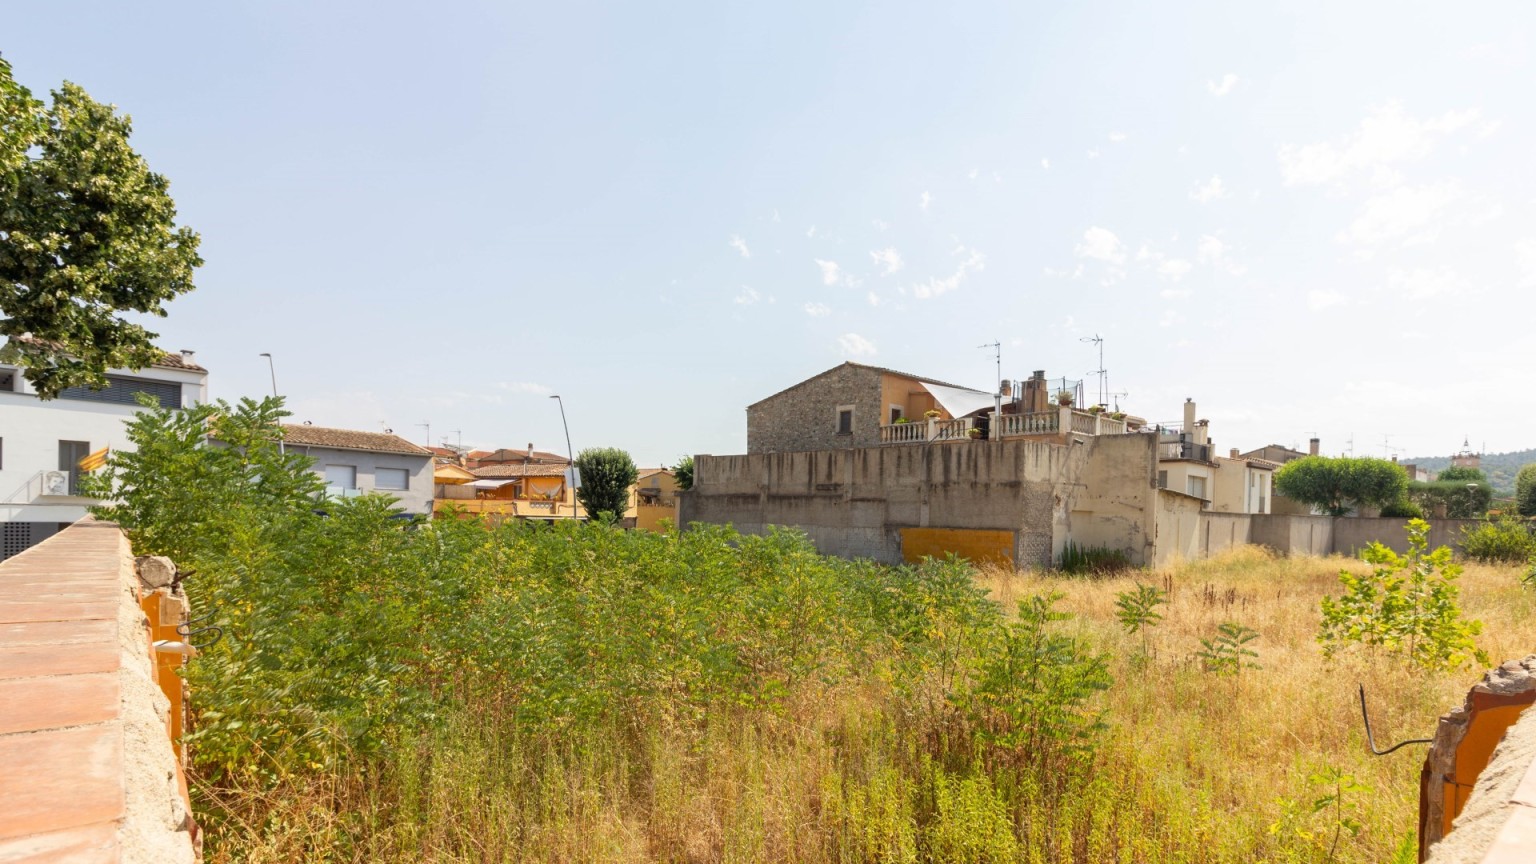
[1219, 454, 1280, 471]
[3, 335, 208, 373]
[474, 447, 569, 464]
[636, 468, 673, 480]
[280, 424, 431, 457]
[472, 463, 569, 479]
[748, 361, 985, 408]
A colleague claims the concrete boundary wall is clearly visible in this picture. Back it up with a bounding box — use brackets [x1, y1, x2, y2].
[0, 520, 197, 863]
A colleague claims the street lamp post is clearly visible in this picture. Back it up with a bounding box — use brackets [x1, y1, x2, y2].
[549, 395, 577, 518]
[259, 353, 283, 454]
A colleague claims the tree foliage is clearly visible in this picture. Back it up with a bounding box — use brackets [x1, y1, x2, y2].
[1318, 519, 1487, 671]
[573, 446, 638, 520]
[0, 58, 201, 397]
[1517, 464, 1536, 517]
[672, 454, 694, 490]
[1433, 465, 1485, 484]
[1272, 456, 1408, 517]
[1407, 480, 1492, 519]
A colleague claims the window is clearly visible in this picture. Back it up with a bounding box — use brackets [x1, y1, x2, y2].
[56, 374, 182, 409]
[325, 465, 357, 489]
[0, 368, 16, 392]
[58, 440, 90, 495]
[836, 405, 854, 435]
[375, 467, 408, 491]
[1156, 470, 1167, 489]
[1186, 475, 1207, 500]
[889, 406, 903, 424]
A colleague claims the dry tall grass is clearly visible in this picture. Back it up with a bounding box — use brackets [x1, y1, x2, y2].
[205, 547, 1534, 864]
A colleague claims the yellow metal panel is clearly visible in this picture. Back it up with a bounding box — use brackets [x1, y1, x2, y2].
[900, 528, 1014, 567]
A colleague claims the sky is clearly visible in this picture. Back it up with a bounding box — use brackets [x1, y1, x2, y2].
[6, 1, 1534, 466]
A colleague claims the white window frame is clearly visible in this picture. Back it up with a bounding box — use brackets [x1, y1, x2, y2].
[325, 464, 358, 489]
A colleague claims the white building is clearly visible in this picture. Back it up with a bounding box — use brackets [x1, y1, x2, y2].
[279, 424, 435, 516]
[0, 349, 209, 561]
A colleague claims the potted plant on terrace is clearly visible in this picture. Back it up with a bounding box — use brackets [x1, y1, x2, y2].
[1087, 404, 1105, 415]
[1055, 390, 1074, 407]
[967, 427, 983, 439]
[924, 409, 942, 419]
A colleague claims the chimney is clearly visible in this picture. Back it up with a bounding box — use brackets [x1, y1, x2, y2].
[1183, 398, 1196, 431]
[1391, 454, 1398, 463]
[179, 349, 195, 361]
[1309, 437, 1320, 456]
[1230, 447, 1239, 458]
[999, 378, 1011, 396]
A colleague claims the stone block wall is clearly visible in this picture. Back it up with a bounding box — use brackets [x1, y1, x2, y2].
[746, 363, 886, 454]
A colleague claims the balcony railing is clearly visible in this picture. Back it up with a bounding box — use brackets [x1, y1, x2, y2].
[1158, 439, 1212, 462]
[879, 408, 1133, 446]
[878, 416, 978, 444]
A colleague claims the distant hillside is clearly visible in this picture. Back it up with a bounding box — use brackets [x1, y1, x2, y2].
[1405, 448, 1536, 496]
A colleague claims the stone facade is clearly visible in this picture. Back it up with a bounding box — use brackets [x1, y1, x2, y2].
[746, 363, 888, 454]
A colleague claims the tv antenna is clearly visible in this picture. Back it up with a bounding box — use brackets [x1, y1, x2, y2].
[417, 422, 431, 446]
[449, 429, 463, 452]
[1080, 333, 1106, 406]
[1106, 389, 1129, 412]
[978, 340, 1002, 416]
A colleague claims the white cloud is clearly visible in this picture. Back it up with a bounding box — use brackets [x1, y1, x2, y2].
[734, 286, 760, 305]
[494, 381, 552, 395]
[968, 167, 979, 180]
[867, 291, 881, 307]
[838, 333, 877, 356]
[1196, 234, 1227, 263]
[1109, 131, 1127, 142]
[1337, 181, 1463, 247]
[870, 247, 904, 275]
[1189, 175, 1228, 203]
[1517, 239, 1536, 286]
[1387, 267, 1469, 300]
[920, 191, 932, 211]
[1206, 73, 1239, 96]
[803, 302, 831, 317]
[1074, 226, 1125, 264]
[1278, 103, 1480, 187]
[1041, 158, 1050, 169]
[1160, 287, 1193, 300]
[806, 225, 817, 238]
[1307, 289, 1346, 311]
[1086, 148, 1101, 159]
[911, 247, 986, 299]
[729, 234, 752, 258]
[815, 259, 843, 286]
[872, 218, 890, 231]
[1158, 258, 1193, 281]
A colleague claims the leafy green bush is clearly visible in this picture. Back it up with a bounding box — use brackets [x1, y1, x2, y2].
[1196, 623, 1260, 677]
[1379, 498, 1424, 518]
[672, 454, 694, 490]
[1434, 465, 1486, 484]
[1058, 541, 1132, 576]
[1319, 519, 1487, 671]
[962, 592, 1112, 768]
[1114, 583, 1167, 655]
[1408, 479, 1492, 518]
[1461, 514, 1536, 563]
[1273, 456, 1407, 516]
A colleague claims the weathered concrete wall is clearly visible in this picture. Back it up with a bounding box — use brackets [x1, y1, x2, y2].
[1154, 490, 1203, 566]
[746, 363, 886, 454]
[1249, 513, 1334, 556]
[682, 435, 1158, 568]
[1333, 517, 1482, 557]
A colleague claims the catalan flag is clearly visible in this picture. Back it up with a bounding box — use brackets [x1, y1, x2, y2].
[78, 447, 110, 473]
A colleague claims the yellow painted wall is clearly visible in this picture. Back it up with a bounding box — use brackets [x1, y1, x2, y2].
[900, 527, 1014, 567]
[880, 373, 943, 424]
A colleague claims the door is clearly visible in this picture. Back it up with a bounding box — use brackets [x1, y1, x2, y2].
[58, 440, 90, 495]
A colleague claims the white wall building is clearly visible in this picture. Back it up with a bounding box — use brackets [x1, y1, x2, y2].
[0, 349, 209, 561]
[280, 424, 435, 516]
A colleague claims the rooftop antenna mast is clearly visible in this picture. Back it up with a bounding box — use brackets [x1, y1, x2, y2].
[1081, 333, 1106, 406]
[449, 429, 463, 452]
[417, 422, 430, 446]
[978, 340, 1001, 418]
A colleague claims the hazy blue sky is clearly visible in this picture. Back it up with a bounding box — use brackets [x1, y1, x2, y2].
[7, 2, 1533, 465]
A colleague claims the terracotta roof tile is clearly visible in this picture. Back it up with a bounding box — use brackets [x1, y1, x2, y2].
[472, 464, 569, 479]
[748, 361, 986, 408]
[280, 425, 431, 456]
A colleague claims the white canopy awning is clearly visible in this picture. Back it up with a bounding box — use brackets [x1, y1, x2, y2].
[468, 479, 517, 490]
[919, 381, 996, 418]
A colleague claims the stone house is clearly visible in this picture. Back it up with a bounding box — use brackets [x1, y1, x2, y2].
[746, 362, 996, 454]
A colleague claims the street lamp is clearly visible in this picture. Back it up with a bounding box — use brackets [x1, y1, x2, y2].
[259, 353, 283, 454]
[550, 395, 578, 517]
